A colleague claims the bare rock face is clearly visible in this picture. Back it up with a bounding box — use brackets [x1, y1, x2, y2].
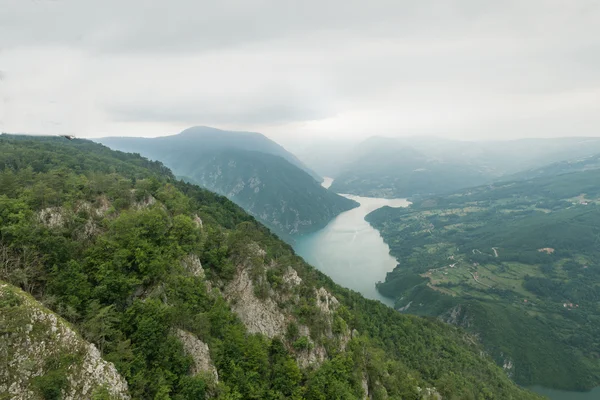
[37, 207, 66, 229]
[193, 214, 204, 228]
[247, 242, 267, 258]
[221, 254, 347, 370]
[441, 304, 471, 328]
[282, 266, 302, 287]
[361, 374, 370, 400]
[64, 344, 129, 400]
[224, 267, 287, 338]
[418, 386, 443, 400]
[181, 254, 205, 278]
[315, 287, 339, 315]
[175, 330, 218, 382]
[294, 325, 328, 368]
[502, 355, 514, 378]
[0, 283, 130, 400]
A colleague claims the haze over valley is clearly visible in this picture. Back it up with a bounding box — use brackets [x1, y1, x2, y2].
[97, 126, 600, 398]
[2, 1, 600, 399]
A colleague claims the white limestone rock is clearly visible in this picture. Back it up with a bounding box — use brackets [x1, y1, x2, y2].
[0, 283, 129, 400]
[175, 329, 218, 382]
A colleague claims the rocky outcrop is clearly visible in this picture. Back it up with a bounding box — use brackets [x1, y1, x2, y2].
[181, 254, 205, 278]
[282, 266, 302, 287]
[418, 387, 443, 400]
[193, 214, 203, 228]
[64, 344, 129, 400]
[37, 207, 66, 228]
[223, 263, 333, 368]
[0, 283, 129, 400]
[361, 374, 370, 400]
[175, 330, 218, 382]
[296, 341, 327, 369]
[502, 356, 514, 378]
[398, 301, 413, 312]
[441, 304, 472, 328]
[294, 324, 327, 368]
[224, 267, 287, 338]
[315, 287, 339, 315]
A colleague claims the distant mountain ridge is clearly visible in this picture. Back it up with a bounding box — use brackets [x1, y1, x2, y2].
[330, 137, 492, 198]
[100, 126, 321, 181]
[98, 127, 357, 239]
[503, 152, 600, 181]
[329, 136, 600, 198]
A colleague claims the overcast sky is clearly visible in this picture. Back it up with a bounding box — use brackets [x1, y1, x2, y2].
[1, 0, 599, 144]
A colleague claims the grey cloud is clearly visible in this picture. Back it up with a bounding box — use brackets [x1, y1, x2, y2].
[0, 0, 420, 52]
[5, 0, 596, 54]
[107, 101, 332, 126]
[0, 0, 599, 139]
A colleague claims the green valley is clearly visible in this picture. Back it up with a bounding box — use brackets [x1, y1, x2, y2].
[366, 169, 600, 391]
[0, 134, 540, 399]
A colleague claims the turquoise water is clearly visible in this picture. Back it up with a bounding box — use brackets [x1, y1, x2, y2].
[297, 182, 597, 398]
[293, 193, 410, 307]
[530, 386, 600, 399]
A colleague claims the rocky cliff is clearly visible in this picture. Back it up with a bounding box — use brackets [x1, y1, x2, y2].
[0, 283, 130, 400]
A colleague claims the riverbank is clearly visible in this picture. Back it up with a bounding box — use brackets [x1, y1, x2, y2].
[293, 191, 409, 307]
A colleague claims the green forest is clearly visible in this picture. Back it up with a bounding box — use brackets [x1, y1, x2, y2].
[366, 172, 600, 391]
[0, 135, 540, 399]
[98, 127, 357, 240]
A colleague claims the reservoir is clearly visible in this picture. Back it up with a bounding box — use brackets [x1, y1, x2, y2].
[299, 180, 597, 399]
[293, 179, 409, 307]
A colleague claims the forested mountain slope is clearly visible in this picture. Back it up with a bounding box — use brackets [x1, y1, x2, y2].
[100, 126, 320, 180]
[0, 134, 540, 399]
[98, 127, 357, 239]
[176, 149, 358, 238]
[366, 169, 600, 391]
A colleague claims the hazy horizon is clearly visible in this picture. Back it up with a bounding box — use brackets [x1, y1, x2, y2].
[1, 1, 599, 143]
[6, 125, 600, 144]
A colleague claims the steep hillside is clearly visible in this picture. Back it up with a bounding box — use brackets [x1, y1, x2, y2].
[98, 127, 357, 239]
[0, 134, 540, 399]
[0, 283, 130, 400]
[98, 126, 320, 181]
[178, 149, 357, 236]
[366, 170, 600, 391]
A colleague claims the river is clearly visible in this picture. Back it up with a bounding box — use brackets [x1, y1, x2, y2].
[293, 178, 410, 307]
[298, 178, 598, 399]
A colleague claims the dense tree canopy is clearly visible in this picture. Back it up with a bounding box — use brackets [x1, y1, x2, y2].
[0, 135, 540, 399]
